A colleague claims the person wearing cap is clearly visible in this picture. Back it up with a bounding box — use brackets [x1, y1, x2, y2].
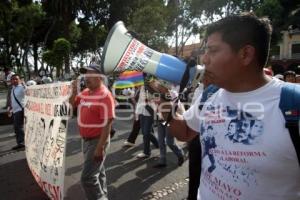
[69, 62, 115, 200]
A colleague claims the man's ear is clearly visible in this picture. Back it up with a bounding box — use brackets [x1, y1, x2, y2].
[239, 45, 255, 66]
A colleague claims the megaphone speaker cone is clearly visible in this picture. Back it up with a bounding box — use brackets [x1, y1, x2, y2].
[101, 21, 188, 85]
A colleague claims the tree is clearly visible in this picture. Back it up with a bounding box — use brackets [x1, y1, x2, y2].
[129, 0, 169, 51]
[73, 0, 109, 58]
[41, 0, 81, 75]
[189, 0, 300, 48]
[166, 0, 202, 57]
[43, 38, 71, 78]
[190, 0, 261, 20]
[106, 0, 141, 29]
[0, 0, 44, 79]
[256, 0, 300, 46]
[0, 1, 14, 69]
[15, 2, 44, 77]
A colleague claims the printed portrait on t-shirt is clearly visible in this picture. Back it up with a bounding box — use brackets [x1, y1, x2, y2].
[248, 120, 263, 143]
[194, 80, 299, 200]
[200, 104, 265, 190]
[225, 118, 238, 141]
[224, 116, 264, 145]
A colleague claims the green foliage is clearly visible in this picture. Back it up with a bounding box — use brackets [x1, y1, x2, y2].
[129, 1, 168, 50]
[1, 0, 299, 79]
[256, 0, 300, 45]
[189, 0, 300, 46]
[106, 0, 142, 29]
[53, 38, 71, 57]
[42, 50, 56, 67]
[0, 0, 45, 72]
[67, 22, 81, 49]
[73, 19, 107, 56]
[12, 3, 45, 43]
[43, 38, 71, 77]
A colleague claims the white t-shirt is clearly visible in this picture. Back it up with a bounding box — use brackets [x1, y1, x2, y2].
[183, 78, 300, 200]
[191, 83, 204, 104]
[135, 86, 156, 117]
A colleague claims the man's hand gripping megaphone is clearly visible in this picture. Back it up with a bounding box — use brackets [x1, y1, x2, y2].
[146, 59, 201, 125]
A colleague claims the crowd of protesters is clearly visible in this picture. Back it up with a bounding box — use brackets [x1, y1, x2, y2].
[1, 12, 300, 200]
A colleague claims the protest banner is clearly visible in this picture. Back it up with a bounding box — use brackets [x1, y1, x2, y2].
[24, 82, 72, 200]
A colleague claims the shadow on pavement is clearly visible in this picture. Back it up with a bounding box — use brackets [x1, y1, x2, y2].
[0, 147, 25, 157]
[0, 158, 48, 200]
[0, 135, 15, 143]
[64, 182, 85, 200]
[106, 140, 180, 200]
[107, 155, 178, 200]
[65, 164, 82, 176]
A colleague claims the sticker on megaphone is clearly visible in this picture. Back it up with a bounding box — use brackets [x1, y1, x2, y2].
[101, 21, 187, 85]
[115, 39, 154, 73]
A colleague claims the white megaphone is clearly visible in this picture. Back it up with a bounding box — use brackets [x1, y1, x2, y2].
[101, 21, 189, 85]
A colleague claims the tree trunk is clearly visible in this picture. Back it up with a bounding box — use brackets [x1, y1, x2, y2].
[56, 66, 60, 78]
[25, 53, 30, 80]
[3, 11, 12, 68]
[63, 14, 72, 76]
[21, 28, 33, 79]
[44, 17, 57, 46]
[42, 17, 57, 71]
[33, 42, 38, 74]
[64, 55, 70, 74]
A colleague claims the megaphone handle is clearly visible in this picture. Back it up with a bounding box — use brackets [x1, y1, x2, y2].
[164, 61, 195, 126]
[163, 97, 179, 127]
[177, 59, 197, 98]
[164, 64, 192, 126]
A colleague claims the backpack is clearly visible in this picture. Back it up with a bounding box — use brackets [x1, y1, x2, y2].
[199, 83, 300, 167]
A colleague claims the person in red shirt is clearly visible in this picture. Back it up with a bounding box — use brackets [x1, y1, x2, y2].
[70, 62, 115, 200]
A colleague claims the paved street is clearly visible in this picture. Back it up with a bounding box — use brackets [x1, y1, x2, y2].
[0, 109, 190, 200]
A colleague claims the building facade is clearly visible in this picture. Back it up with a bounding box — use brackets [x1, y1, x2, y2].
[270, 29, 300, 74]
[167, 43, 203, 63]
[167, 29, 300, 75]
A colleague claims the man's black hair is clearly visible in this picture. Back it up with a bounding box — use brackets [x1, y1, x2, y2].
[284, 70, 296, 79]
[228, 118, 239, 130]
[3, 67, 10, 72]
[206, 13, 272, 68]
[11, 73, 20, 79]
